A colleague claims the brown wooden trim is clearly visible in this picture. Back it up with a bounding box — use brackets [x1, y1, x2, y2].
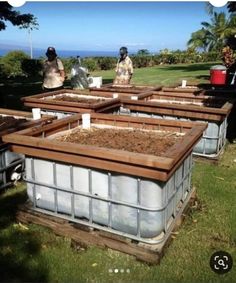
[3, 113, 206, 180]
[11, 145, 169, 181]
[90, 84, 162, 94]
[162, 87, 202, 94]
[119, 102, 225, 122]
[120, 98, 233, 120]
[5, 134, 175, 170]
[24, 102, 95, 113]
[0, 109, 55, 139]
[165, 125, 206, 160]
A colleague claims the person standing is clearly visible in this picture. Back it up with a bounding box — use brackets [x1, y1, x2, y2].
[113, 47, 133, 86]
[42, 47, 65, 91]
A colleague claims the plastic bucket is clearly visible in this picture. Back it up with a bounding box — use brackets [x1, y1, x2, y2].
[210, 65, 227, 85]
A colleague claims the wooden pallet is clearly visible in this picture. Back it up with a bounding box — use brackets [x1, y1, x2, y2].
[16, 187, 196, 265]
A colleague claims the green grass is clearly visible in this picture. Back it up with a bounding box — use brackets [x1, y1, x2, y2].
[0, 62, 235, 282]
[92, 62, 217, 86]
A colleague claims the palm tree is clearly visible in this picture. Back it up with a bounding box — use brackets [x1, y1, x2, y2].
[187, 29, 209, 52]
[188, 12, 236, 52]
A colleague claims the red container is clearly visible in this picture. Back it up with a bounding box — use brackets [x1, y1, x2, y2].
[210, 65, 227, 85]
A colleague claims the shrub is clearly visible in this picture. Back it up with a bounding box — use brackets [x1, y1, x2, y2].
[21, 59, 42, 77]
[98, 57, 116, 70]
[60, 57, 77, 75]
[83, 58, 98, 72]
[132, 56, 151, 68]
[1, 50, 29, 77]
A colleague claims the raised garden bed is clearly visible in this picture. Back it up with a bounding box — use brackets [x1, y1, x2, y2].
[3, 113, 205, 244]
[162, 83, 236, 98]
[162, 84, 203, 95]
[0, 108, 55, 190]
[114, 94, 233, 158]
[21, 89, 120, 118]
[89, 83, 161, 99]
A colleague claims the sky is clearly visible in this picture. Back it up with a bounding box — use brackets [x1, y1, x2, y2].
[0, 1, 228, 53]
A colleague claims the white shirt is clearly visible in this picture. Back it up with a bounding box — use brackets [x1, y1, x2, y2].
[43, 58, 64, 89]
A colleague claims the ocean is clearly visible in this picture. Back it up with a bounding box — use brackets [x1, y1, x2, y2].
[0, 48, 120, 58]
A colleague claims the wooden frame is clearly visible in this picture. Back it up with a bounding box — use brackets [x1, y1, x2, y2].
[21, 89, 120, 113]
[89, 83, 162, 98]
[0, 108, 55, 147]
[3, 113, 206, 181]
[162, 83, 236, 97]
[124, 92, 234, 122]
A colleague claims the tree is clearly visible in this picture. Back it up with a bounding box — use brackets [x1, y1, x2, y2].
[188, 12, 236, 52]
[187, 29, 209, 52]
[137, 49, 150, 56]
[227, 2, 236, 13]
[1, 51, 29, 77]
[0, 2, 38, 31]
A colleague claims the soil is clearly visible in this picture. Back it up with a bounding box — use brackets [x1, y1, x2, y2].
[150, 99, 224, 108]
[50, 95, 106, 104]
[0, 116, 28, 132]
[55, 127, 183, 156]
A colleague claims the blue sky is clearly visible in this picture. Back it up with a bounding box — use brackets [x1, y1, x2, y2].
[1, 2, 228, 52]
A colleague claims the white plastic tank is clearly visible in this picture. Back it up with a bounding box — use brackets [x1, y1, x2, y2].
[25, 153, 192, 239]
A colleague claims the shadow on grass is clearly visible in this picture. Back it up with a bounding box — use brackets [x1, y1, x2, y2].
[195, 75, 210, 80]
[159, 63, 215, 72]
[0, 187, 49, 282]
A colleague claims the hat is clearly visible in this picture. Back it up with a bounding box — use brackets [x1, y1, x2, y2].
[46, 47, 57, 56]
[119, 46, 128, 55]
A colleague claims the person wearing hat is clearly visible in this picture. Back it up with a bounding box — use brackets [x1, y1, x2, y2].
[42, 47, 65, 91]
[113, 46, 133, 86]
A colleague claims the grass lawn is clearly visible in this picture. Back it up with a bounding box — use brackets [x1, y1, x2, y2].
[0, 62, 235, 282]
[92, 62, 215, 86]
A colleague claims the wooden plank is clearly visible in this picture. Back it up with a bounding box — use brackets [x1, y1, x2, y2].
[22, 90, 120, 110]
[37, 96, 118, 109]
[162, 87, 202, 94]
[0, 108, 33, 118]
[10, 112, 196, 136]
[121, 97, 232, 116]
[0, 114, 55, 139]
[91, 113, 195, 128]
[147, 92, 231, 102]
[120, 101, 224, 122]
[24, 101, 95, 113]
[90, 85, 161, 94]
[165, 124, 207, 161]
[16, 187, 196, 264]
[10, 145, 169, 181]
[5, 135, 175, 170]
[7, 114, 80, 136]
